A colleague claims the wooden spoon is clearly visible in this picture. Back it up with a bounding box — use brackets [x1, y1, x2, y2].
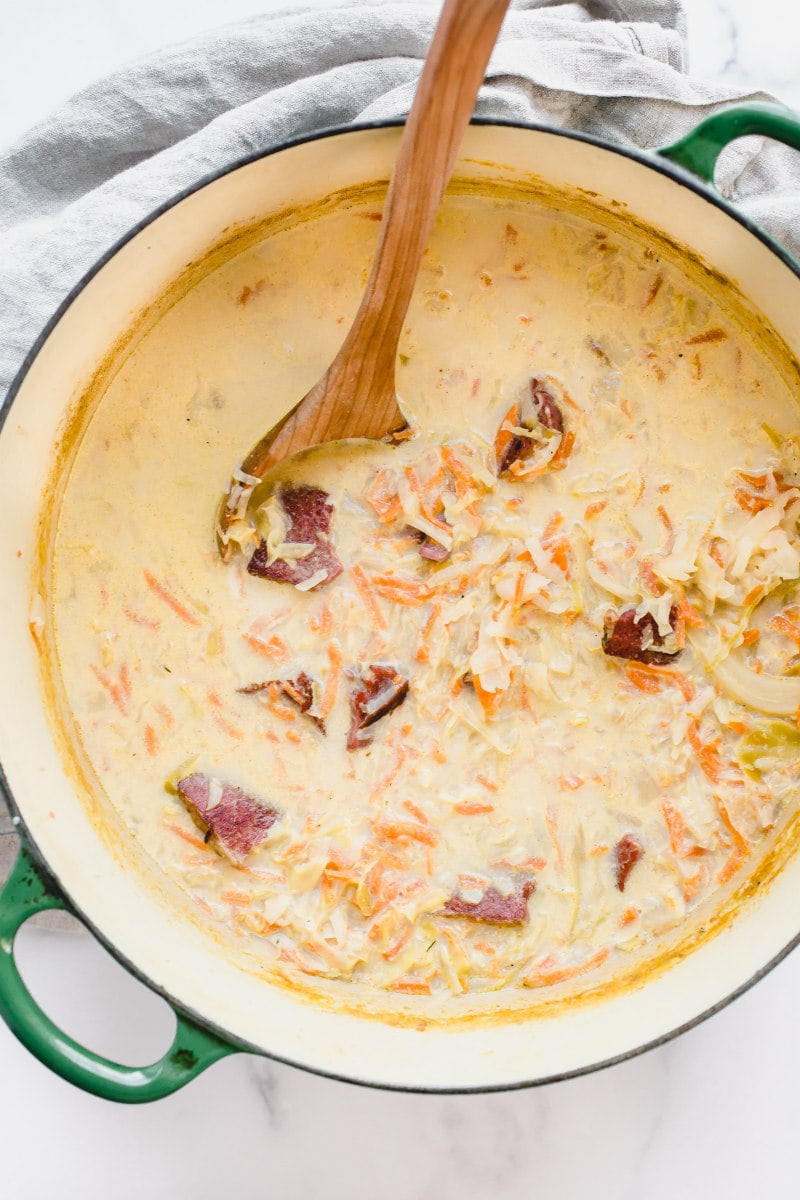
[216, 0, 511, 558]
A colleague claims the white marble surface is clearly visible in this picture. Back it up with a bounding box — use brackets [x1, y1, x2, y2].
[2, 1, 800, 1196]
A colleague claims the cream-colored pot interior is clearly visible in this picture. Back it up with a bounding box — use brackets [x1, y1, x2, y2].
[2, 123, 800, 1091]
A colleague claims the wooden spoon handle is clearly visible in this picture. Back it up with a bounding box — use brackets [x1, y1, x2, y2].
[239, 0, 512, 476]
[325, 0, 513, 415]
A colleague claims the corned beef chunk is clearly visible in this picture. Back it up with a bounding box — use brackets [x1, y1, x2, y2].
[176, 774, 279, 864]
[441, 879, 535, 925]
[615, 834, 643, 892]
[248, 485, 342, 588]
[496, 376, 565, 476]
[409, 526, 451, 562]
[238, 672, 325, 732]
[602, 606, 680, 665]
[347, 665, 409, 750]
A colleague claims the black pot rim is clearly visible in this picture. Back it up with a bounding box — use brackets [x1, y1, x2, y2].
[3, 115, 799, 1096]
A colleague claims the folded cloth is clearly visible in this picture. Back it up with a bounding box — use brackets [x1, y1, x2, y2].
[0, 0, 798, 895]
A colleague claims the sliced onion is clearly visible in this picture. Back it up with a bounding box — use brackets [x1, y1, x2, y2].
[712, 653, 800, 715]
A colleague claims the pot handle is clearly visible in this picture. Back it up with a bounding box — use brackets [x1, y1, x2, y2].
[0, 843, 237, 1102]
[658, 101, 800, 185]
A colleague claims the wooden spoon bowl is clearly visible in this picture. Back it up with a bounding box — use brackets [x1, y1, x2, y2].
[216, 0, 511, 559]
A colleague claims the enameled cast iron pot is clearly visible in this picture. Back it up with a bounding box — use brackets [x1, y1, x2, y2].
[2, 103, 800, 1103]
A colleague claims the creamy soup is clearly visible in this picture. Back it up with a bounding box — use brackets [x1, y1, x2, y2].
[44, 188, 800, 1012]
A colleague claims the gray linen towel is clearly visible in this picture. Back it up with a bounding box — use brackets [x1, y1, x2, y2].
[1, 0, 798, 903]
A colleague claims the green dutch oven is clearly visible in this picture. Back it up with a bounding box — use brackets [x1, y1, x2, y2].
[2, 103, 800, 1101]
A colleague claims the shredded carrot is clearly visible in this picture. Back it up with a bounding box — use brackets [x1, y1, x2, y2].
[454, 801, 495, 815]
[351, 564, 387, 631]
[144, 724, 158, 756]
[683, 868, 705, 903]
[244, 632, 290, 660]
[662, 800, 688, 857]
[545, 807, 565, 872]
[525, 947, 610, 989]
[643, 273, 663, 309]
[402, 798, 428, 824]
[370, 574, 431, 606]
[416, 601, 441, 662]
[192, 894, 214, 916]
[589, 843, 609, 857]
[492, 404, 519, 472]
[475, 773, 499, 793]
[714, 793, 749, 856]
[364, 468, 402, 523]
[309, 604, 333, 636]
[741, 629, 760, 647]
[769, 613, 800, 646]
[624, 660, 695, 702]
[735, 487, 772, 514]
[687, 327, 728, 345]
[388, 979, 431, 995]
[441, 445, 475, 492]
[548, 538, 571, 577]
[319, 640, 343, 717]
[168, 823, 209, 852]
[364, 844, 407, 872]
[383, 921, 414, 962]
[624, 663, 662, 694]
[656, 505, 673, 534]
[221, 890, 252, 906]
[471, 674, 501, 717]
[123, 605, 160, 630]
[709, 539, 726, 568]
[559, 774, 585, 791]
[674, 587, 705, 629]
[584, 500, 608, 520]
[143, 570, 201, 626]
[717, 850, 744, 885]
[405, 464, 448, 526]
[372, 819, 439, 847]
[276, 948, 326, 976]
[726, 720, 749, 736]
[688, 722, 727, 784]
[369, 746, 408, 802]
[620, 906, 639, 927]
[90, 664, 131, 716]
[639, 558, 666, 596]
[548, 429, 575, 471]
[541, 511, 564, 545]
[206, 691, 245, 738]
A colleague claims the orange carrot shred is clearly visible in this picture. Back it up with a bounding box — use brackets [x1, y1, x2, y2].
[549, 430, 575, 471]
[471, 674, 501, 717]
[90, 664, 130, 716]
[525, 947, 609, 989]
[476, 773, 499, 793]
[403, 799, 429, 824]
[143, 570, 201, 626]
[244, 632, 290, 660]
[388, 979, 431, 995]
[372, 820, 439, 847]
[320, 640, 343, 717]
[168, 824, 209, 852]
[351, 564, 387, 631]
